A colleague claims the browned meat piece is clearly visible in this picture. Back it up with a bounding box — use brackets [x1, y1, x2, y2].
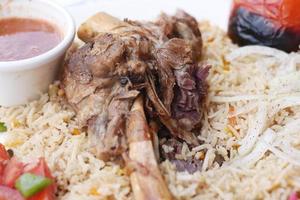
[62, 33, 152, 160]
[146, 75, 199, 145]
[62, 10, 209, 167]
[172, 64, 210, 131]
[155, 38, 210, 132]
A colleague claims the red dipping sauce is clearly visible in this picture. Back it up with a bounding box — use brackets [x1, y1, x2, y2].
[0, 17, 62, 61]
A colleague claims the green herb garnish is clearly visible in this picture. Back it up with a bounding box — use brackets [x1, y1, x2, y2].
[0, 122, 7, 132]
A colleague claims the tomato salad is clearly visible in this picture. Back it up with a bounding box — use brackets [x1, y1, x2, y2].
[0, 144, 56, 200]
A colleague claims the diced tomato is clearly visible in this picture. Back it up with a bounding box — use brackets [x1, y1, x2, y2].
[0, 144, 9, 162]
[28, 189, 56, 200]
[26, 158, 53, 180]
[26, 158, 56, 200]
[289, 192, 299, 200]
[2, 158, 23, 187]
[0, 166, 4, 180]
[0, 146, 56, 200]
[0, 185, 24, 200]
[0, 144, 10, 178]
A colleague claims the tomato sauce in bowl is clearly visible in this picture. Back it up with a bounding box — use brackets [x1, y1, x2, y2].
[0, 18, 62, 61]
[0, 0, 75, 106]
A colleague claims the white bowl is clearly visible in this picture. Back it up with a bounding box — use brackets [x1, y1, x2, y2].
[0, 0, 75, 107]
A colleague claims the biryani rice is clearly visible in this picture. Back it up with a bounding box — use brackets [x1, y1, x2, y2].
[0, 21, 299, 199]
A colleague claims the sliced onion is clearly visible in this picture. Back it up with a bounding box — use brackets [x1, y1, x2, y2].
[268, 97, 300, 119]
[238, 102, 268, 156]
[269, 72, 300, 94]
[277, 118, 300, 137]
[267, 145, 300, 166]
[277, 142, 300, 160]
[230, 128, 276, 168]
[277, 53, 300, 76]
[210, 95, 265, 103]
[226, 45, 288, 62]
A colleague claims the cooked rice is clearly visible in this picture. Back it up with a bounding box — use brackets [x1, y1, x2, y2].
[0, 21, 300, 200]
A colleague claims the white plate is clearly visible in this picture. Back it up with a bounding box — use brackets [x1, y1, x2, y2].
[61, 0, 232, 30]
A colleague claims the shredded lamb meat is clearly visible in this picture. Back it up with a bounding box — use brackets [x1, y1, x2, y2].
[62, 10, 210, 171]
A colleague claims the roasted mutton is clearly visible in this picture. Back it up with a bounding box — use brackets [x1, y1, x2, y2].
[62, 10, 209, 200]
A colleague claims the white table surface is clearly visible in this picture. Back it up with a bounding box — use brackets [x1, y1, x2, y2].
[53, 0, 232, 30]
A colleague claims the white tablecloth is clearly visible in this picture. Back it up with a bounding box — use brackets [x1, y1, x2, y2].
[52, 0, 231, 30]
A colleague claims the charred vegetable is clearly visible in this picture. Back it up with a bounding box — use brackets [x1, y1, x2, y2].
[228, 0, 300, 52]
